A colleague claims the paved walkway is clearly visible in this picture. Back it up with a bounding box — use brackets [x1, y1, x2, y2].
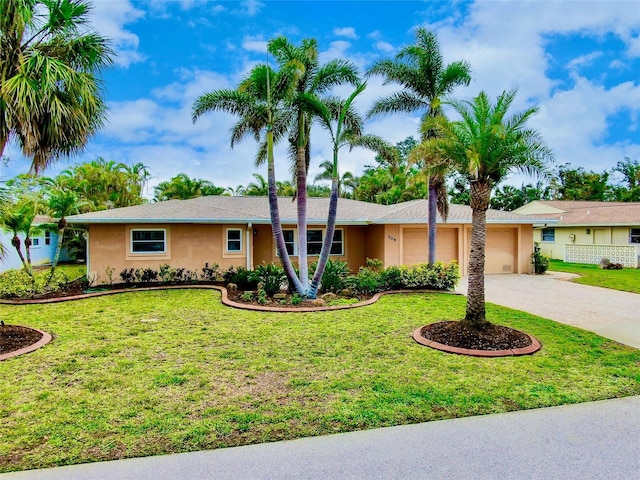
[3, 396, 639, 480]
[455, 272, 640, 349]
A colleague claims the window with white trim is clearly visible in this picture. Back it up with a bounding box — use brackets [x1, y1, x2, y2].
[226, 228, 242, 252]
[330, 229, 344, 255]
[280, 229, 344, 256]
[541, 228, 555, 242]
[45, 231, 51, 246]
[283, 229, 296, 255]
[130, 229, 166, 253]
[630, 228, 640, 244]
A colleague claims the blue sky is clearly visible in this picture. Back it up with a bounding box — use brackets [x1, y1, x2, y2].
[3, 0, 640, 195]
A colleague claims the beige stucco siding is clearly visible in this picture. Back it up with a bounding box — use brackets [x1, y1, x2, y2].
[88, 223, 248, 284]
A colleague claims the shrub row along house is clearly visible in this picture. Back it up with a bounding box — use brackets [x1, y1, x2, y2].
[65, 196, 544, 285]
[515, 200, 640, 268]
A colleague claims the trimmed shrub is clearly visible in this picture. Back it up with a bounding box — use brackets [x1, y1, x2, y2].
[0, 269, 70, 299]
[201, 263, 221, 281]
[531, 245, 549, 275]
[249, 263, 286, 297]
[311, 259, 350, 293]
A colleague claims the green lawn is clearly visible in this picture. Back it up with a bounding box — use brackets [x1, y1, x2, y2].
[549, 259, 640, 294]
[1, 290, 639, 473]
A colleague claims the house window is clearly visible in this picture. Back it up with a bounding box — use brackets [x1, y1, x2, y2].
[307, 229, 323, 255]
[541, 228, 555, 242]
[280, 229, 344, 256]
[226, 229, 242, 252]
[32, 237, 40, 247]
[630, 228, 640, 244]
[130, 229, 166, 253]
[45, 231, 51, 246]
[330, 229, 344, 255]
[283, 230, 296, 255]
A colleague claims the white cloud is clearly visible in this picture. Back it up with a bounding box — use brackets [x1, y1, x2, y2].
[91, 1, 146, 68]
[242, 36, 268, 54]
[374, 41, 394, 53]
[567, 51, 603, 72]
[334, 27, 358, 39]
[238, 0, 264, 17]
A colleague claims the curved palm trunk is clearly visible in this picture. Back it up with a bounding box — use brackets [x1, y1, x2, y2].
[11, 235, 31, 276]
[296, 144, 309, 292]
[267, 130, 304, 295]
[427, 179, 437, 265]
[463, 180, 492, 329]
[46, 222, 66, 286]
[308, 173, 339, 299]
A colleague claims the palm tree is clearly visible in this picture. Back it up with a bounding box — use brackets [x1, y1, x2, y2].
[313, 160, 355, 198]
[0, 0, 113, 173]
[425, 90, 553, 328]
[0, 195, 38, 276]
[154, 173, 225, 201]
[306, 83, 391, 298]
[44, 185, 79, 284]
[267, 36, 359, 290]
[193, 61, 307, 295]
[367, 28, 471, 265]
[244, 173, 269, 196]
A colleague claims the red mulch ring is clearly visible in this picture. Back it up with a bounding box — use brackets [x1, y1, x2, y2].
[0, 325, 44, 355]
[419, 321, 533, 351]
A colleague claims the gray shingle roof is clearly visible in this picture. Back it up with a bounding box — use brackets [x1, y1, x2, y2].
[66, 196, 541, 225]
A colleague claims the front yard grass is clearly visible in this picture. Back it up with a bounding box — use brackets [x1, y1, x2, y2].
[549, 259, 640, 294]
[1, 289, 639, 473]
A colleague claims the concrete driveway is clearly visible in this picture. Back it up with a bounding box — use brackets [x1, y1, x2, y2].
[456, 272, 640, 349]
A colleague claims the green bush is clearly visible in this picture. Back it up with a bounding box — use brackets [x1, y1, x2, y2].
[225, 267, 258, 291]
[159, 264, 176, 284]
[531, 245, 549, 275]
[249, 263, 286, 297]
[201, 263, 221, 281]
[0, 269, 70, 299]
[311, 259, 350, 293]
[345, 266, 384, 295]
[256, 289, 269, 305]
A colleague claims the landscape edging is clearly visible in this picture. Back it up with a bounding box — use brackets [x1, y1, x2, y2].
[0, 285, 460, 311]
[0, 327, 52, 361]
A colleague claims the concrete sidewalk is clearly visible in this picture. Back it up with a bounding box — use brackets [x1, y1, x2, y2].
[456, 272, 640, 349]
[2, 396, 639, 480]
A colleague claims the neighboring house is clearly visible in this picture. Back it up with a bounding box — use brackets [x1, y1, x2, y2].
[514, 200, 640, 268]
[66, 196, 543, 285]
[0, 216, 59, 273]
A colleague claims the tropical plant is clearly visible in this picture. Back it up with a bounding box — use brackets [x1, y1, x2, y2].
[0, 194, 39, 276]
[193, 35, 360, 298]
[267, 36, 360, 292]
[367, 28, 471, 265]
[55, 158, 148, 211]
[0, 0, 113, 173]
[248, 263, 286, 297]
[153, 173, 226, 201]
[310, 258, 350, 293]
[43, 184, 80, 284]
[424, 89, 553, 328]
[244, 173, 269, 196]
[303, 83, 391, 298]
[313, 160, 356, 198]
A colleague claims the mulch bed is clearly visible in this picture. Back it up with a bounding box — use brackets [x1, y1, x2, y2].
[0, 325, 44, 355]
[419, 321, 532, 351]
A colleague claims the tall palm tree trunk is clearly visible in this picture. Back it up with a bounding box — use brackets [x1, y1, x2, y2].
[463, 180, 492, 329]
[427, 179, 437, 265]
[309, 168, 340, 299]
[296, 144, 309, 291]
[267, 130, 304, 294]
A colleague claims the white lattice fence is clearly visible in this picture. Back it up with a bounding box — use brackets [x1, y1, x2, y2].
[565, 244, 640, 268]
